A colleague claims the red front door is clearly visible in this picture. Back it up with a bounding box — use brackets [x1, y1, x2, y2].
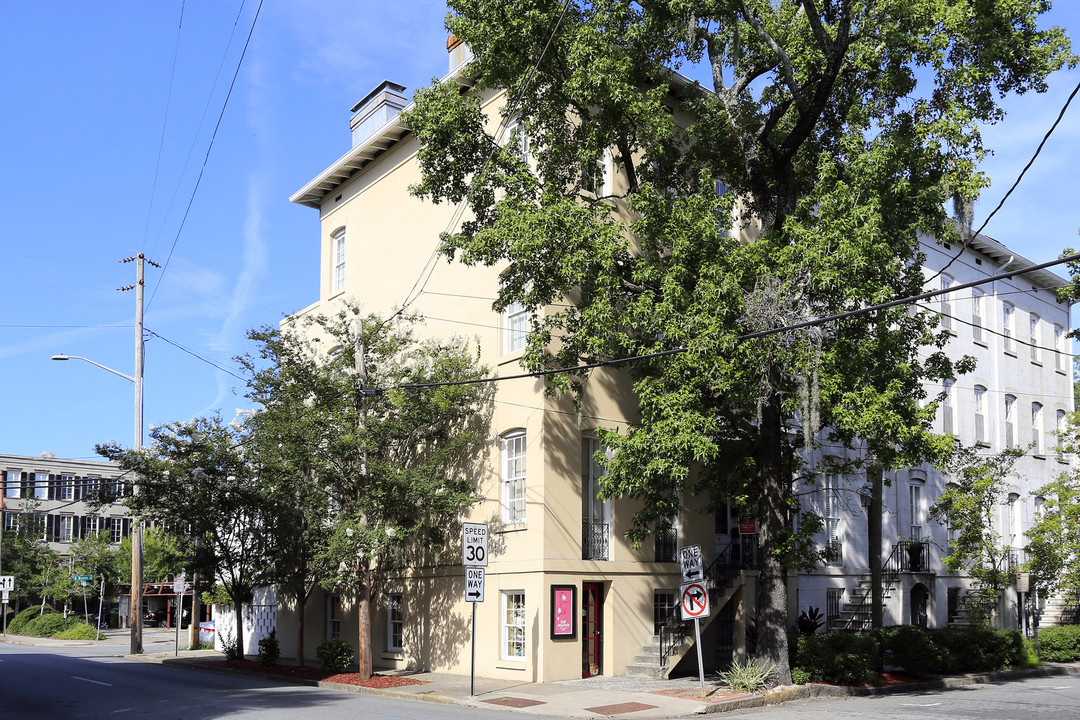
[582, 582, 603, 677]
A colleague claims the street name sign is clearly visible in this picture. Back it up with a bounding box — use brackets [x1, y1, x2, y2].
[75, 574, 93, 585]
[680, 544, 703, 583]
[680, 582, 710, 620]
[462, 522, 489, 567]
[465, 567, 485, 603]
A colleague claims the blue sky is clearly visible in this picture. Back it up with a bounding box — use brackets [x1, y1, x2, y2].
[1, 1, 1078, 461]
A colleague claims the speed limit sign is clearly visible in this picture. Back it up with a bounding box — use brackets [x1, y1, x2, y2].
[462, 522, 489, 567]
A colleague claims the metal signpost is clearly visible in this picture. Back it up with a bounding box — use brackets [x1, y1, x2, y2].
[463, 523, 488, 696]
[680, 544, 703, 583]
[0, 575, 12, 636]
[680, 580, 711, 696]
[173, 573, 186, 655]
[76, 574, 93, 624]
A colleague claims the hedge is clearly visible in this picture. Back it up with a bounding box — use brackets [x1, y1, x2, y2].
[1039, 625, 1080, 662]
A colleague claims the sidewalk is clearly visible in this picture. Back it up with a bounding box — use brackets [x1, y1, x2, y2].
[6, 630, 1080, 718]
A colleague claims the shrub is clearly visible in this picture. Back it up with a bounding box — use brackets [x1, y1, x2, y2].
[795, 632, 880, 685]
[8, 606, 56, 635]
[25, 613, 80, 638]
[718, 658, 775, 692]
[876, 625, 949, 677]
[257, 630, 281, 665]
[316, 637, 354, 673]
[935, 627, 1026, 672]
[55, 623, 102, 640]
[791, 667, 811, 685]
[219, 627, 242, 661]
[1039, 625, 1080, 662]
[797, 607, 825, 635]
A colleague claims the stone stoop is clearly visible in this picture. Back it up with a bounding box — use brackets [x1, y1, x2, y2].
[626, 574, 743, 679]
[828, 576, 897, 632]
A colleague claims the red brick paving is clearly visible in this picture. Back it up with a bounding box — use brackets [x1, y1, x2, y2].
[584, 701, 659, 715]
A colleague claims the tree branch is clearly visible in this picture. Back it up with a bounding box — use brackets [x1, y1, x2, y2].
[739, 0, 801, 104]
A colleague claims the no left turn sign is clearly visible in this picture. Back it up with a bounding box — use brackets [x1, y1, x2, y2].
[680, 582, 710, 620]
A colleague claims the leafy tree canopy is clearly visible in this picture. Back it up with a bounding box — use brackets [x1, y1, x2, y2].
[405, 0, 1072, 682]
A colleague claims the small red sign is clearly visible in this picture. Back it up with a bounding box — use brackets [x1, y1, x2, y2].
[739, 518, 757, 534]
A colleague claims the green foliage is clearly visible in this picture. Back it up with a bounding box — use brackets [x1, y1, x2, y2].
[1037, 625, 1080, 663]
[116, 527, 190, 584]
[316, 637, 354, 673]
[790, 667, 811, 685]
[933, 627, 1028, 672]
[7, 605, 55, 634]
[876, 625, 949, 677]
[1026, 431, 1080, 597]
[930, 446, 1025, 623]
[201, 584, 233, 606]
[257, 630, 281, 665]
[220, 628, 242, 661]
[185, 641, 215, 651]
[718, 658, 775, 693]
[23, 613, 81, 638]
[55, 623, 102, 641]
[795, 632, 880, 685]
[796, 606, 824, 635]
[405, 0, 1072, 685]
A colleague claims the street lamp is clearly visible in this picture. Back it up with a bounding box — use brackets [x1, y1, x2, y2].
[51, 352, 145, 655]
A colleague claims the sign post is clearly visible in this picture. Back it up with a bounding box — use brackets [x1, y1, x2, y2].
[680, 581, 711, 696]
[173, 573, 186, 656]
[680, 545, 703, 583]
[462, 523, 488, 697]
[75, 574, 93, 625]
[0, 575, 12, 636]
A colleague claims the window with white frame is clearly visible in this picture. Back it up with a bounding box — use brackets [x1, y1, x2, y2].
[824, 474, 843, 565]
[34, 473, 48, 500]
[503, 301, 528, 354]
[1055, 324, 1067, 373]
[1004, 395, 1016, 448]
[387, 593, 403, 651]
[109, 517, 124, 544]
[59, 474, 74, 501]
[1005, 492, 1021, 547]
[332, 228, 346, 293]
[653, 590, 677, 635]
[501, 430, 527, 524]
[500, 591, 526, 660]
[941, 379, 955, 436]
[327, 593, 342, 639]
[1002, 302, 1016, 353]
[971, 288, 986, 343]
[1030, 314, 1041, 363]
[5, 470, 20, 499]
[85, 516, 100, 537]
[1057, 409, 1068, 461]
[908, 475, 925, 540]
[582, 436, 613, 561]
[58, 515, 73, 543]
[1031, 402, 1044, 454]
[3, 512, 18, 532]
[974, 385, 987, 445]
[940, 274, 955, 331]
[1034, 495, 1045, 520]
[583, 149, 611, 197]
[508, 117, 528, 161]
[945, 481, 959, 552]
[109, 477, 124, 503]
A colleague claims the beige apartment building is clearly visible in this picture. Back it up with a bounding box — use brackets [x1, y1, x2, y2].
[279, 53, 749, 681]
[276, 41, 1075, 678]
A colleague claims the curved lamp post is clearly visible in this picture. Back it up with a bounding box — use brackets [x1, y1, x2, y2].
[51, 352, 144, 654]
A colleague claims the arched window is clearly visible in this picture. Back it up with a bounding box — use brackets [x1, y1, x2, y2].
[1030, 313, 1041, 363]
[1004, 395, 1016, 448]
[940, 274, 955, 331]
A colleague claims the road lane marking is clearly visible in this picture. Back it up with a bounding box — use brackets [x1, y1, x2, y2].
[72, 675, 112, 686]
[901, 703, 942, 706]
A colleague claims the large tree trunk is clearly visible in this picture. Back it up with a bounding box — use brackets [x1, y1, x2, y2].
[755, 392, 792, 685]
[233, 602, 245, 660]
[356, 579, 373, 678]
[296, 593, 306, 666]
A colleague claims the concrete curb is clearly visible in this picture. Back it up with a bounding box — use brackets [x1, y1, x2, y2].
[697, 663, 1080, 714]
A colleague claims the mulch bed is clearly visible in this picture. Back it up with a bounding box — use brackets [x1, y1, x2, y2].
[218, 659, 425, 688]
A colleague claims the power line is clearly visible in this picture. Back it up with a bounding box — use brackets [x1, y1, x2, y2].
[146, 0, 264, 311]
[398, 250, 1080, 391]
[927, 77, 1080, 285]
[145, 329, 245, 381]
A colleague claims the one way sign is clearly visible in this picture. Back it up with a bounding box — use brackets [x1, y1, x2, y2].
[465, 567, 485, 603]
[680, 544, 703, 583]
